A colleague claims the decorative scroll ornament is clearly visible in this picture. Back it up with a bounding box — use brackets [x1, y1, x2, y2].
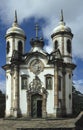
[30, 59, 44, 75]
[27, 76, 47, 95]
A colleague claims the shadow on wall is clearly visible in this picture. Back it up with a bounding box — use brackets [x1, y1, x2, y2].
[0, 90, 5, 118]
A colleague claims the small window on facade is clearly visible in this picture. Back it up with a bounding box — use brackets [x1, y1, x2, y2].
[67, 39, 71, 53]
[46, 76, 52, 90]
[21, 76, 27, 89]
[6, 41, 10, 54]
[55, 40, 58, 50]
[18, 41, 23, 53]
[58, 76, 61, 91]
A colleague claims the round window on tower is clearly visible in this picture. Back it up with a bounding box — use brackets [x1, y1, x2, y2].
[55, 40, 58, 50]
[67, 39, 71, 53]
[6, 41, 10, 54]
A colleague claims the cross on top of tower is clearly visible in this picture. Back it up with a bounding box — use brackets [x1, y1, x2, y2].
[35, 23, 40, 38]
[60, 9, 64, 22]
[14, 10, 18, 23]
[12, 10, 18, 27]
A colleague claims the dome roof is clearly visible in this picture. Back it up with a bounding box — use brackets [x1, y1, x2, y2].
[6, 24, 25, 37]
[51, 10, 72, 37]
[52, 21, 71, 34]
[6, 11, 26, 38]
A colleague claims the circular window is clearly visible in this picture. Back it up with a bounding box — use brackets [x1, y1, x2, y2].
[67, 39, 71, 53]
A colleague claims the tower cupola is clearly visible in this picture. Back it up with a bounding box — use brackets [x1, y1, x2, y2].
[6, 11, 26, 38]
[51, 10, 73, 38]
[5, 11, 26, 64]
[30, 23, 45, 54]
[51, 10, 73, 63]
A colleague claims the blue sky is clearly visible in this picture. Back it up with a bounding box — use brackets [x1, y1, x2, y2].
[0, 0, 83, 93]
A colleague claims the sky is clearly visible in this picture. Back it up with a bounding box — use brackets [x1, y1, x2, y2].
[0, 0, 83, 93]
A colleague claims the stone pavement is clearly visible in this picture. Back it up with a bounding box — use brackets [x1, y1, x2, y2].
[0, 118, 75, 130]
[0, 112, 83, 130]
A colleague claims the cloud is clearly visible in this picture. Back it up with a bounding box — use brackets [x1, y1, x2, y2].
[73, 80, 83, 94]
[0, 0, 83, 58]
[0, 80, 5, 93]
[0, 0, 83, 92]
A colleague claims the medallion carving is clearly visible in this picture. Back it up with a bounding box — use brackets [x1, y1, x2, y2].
[30, 59, 44, 75]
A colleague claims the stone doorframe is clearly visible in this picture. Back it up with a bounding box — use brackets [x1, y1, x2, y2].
[27, 91, 47, 118]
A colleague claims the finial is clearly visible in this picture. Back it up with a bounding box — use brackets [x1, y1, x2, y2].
[35, 23, 40, 38]
[14, 10, 18, 23]
[12, 10, 18, 26]
[60, 9, 64, 22]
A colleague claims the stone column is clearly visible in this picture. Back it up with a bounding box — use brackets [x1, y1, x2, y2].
[13, 65, 20, 117]
[54, 65, 59, 117]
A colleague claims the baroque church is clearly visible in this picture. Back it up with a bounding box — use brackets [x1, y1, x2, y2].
[3, 10, 76, 118]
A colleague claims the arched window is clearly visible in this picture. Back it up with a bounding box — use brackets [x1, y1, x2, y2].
[18, 41, 23, 53]
[55, 40, 58, 50]
[6, 41, 10, 54]
[67, 39, 71, 53]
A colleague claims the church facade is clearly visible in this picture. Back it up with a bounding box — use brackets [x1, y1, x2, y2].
[3, 11, 76, 118]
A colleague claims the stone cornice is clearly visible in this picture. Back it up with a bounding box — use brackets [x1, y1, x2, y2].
[5, 32, 26, 40]
[2, 64, 11, 70]
[51, 31, 73, 39]
[49, 59, 76, 70]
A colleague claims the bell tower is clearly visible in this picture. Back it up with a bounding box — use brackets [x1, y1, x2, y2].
[5, 11, 26, 64]
[51, 10, 76, 117]
[4, 11, 26, 118]
[51, 10, 73, 63]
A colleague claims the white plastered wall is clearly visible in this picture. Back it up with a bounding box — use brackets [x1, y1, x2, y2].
[19, 56, 55, 116]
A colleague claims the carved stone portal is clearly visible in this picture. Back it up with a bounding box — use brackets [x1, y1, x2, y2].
[27, 76, 47, 118]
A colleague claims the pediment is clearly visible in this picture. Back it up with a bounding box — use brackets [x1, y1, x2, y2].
[51, 49, 62, 59]
[24, 51, 48, 64]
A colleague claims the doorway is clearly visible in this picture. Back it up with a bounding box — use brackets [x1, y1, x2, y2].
[37, 100, 42, 117]
[31, 94, 42, 118]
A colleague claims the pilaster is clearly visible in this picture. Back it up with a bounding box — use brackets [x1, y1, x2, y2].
[13, 65, 20, 117]
[54, 65, 60, 117]
[10, 69, 14, 116]
[27, 94, 31, 118]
